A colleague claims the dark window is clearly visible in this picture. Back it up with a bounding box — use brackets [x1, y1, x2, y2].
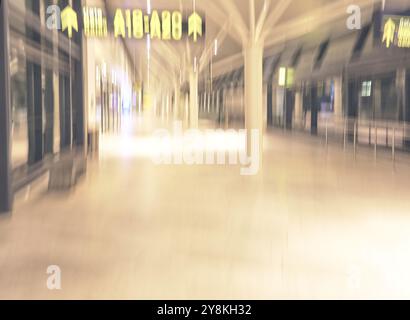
[314, 39, 330, 70]
[351, 24, 371, 61]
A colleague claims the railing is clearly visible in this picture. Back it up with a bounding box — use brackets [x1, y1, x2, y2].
[294, 114, 410, 163]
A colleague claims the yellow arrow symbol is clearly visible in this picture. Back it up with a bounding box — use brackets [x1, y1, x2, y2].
[382, 18, 396, 48]
[188, 12, 202, 42]
[61, 5, 78, 39]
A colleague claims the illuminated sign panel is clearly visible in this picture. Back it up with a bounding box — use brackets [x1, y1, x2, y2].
[278, 67, 294, 88]
[382, 15, 410, 48]
[83, 7, 108, 37]
[60, 5, 204, 42]
[278, 67, 286, 86]
[61, 5, 78, 38]
[112, 9, 184, 40]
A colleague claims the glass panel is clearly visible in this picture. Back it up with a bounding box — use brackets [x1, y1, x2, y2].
[359, 80, 372, 120]
[9, 0, 67, 167]
[10, 46, 28, 168]
[380, 75, 398, 120]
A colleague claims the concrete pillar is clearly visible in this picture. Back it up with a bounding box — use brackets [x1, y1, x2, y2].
[216, 90, 220, 115]
[184, 93, 189, 127]
[271, 85, 276, 125]
[374, 80, 382, 119]
[396, 68, 409, 146]
[397, 68, 406, 119]
[294, 90, 303, 128]
[73, 0, 85, 148]
[334, 77, 343, 118]
[267, 82, 273, 127]
[26, 0, 43, 164]
[189, 70, 199, 128]
[0, 0, 12, 213]
[230, 85, 234, 124]
[174, 82, 180, 120]
[244, 43, 263, 164]
[204, 92, 207, 112]
[311, 86, 318, 135]
[263, 84, 267, 130]
[224, 88, 229, 129]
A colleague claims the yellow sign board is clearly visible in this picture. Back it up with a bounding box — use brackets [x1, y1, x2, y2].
[382, 15, 410, 48]
[398, 17, 410, 48]
[134, 81, 142, 92]
[113, 9, 184, 41]
[278, 67, 294, 88]
[83, 7, 108, 37]
[61, 5, 78, 38]
[188, 12, 202, 42]
[382, 18, 396, 48]
[59, 6, 204, 42]
[143, 93, 152, 110]
[278, 67, 287, 86]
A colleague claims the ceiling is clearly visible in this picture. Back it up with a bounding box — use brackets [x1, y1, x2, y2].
[103, 0, 384, 89]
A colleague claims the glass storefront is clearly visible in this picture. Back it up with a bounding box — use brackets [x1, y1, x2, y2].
[358, 72, 399, 121]
[9, 0, 83, 170]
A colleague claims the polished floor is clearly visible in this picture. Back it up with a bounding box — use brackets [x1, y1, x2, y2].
[1, 125, 410, 299]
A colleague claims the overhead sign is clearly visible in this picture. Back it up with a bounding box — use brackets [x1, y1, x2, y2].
[83, 7, 108, 37]
[60, 5, 204, 42]
[61, 5, 78, 38]
[188, 12, 202, 42]
[382, 15, 410, 48]
[278, 67, 294, 88]
[113, 9, 183, 40]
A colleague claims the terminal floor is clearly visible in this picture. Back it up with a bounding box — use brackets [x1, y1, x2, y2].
[1, 129, 410, 299]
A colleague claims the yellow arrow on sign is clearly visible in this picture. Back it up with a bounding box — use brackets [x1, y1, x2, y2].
[61, 5, 78, 38]
[382, 18, 396, 48]
[188, 12, 202, 42]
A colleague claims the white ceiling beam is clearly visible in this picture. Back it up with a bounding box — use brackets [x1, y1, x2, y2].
[260, 0, 293, 42]
[198, 21, 230, 72]
[185, 40, 192, 65]
[264, 0, 381, 47]
[255, 0, 271, 42]
[196, 1, 244, 45]
[155, 42, 181, 67]
[249, 0, 256, 39]
[211, 0, 380, 76]
[218, 0, 249, 44]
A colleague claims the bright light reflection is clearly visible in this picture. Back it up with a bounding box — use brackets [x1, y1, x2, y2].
[100, 130, 247, 160]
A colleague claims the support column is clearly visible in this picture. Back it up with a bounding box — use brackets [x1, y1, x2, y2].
[216, 90, 221, 122]
[0, 0, 13, 212]
[26, 0, 43, 164]
[173, 82, 180, 120]
[184, 93, 189, 127]
[374, 80, 382, 118]
[396, 68, 409, 146]
[311, 85, 318, 135]
[73, 0, 85, 150]
[224, 86, 229, 129]
[333, 76, 343, 118]
[267, 81, 273, 127]
[294, 90, 303, 129]
[244, 43, 263, 166]
[263, 84, 267, 130]
[189, 70, 198, 128]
